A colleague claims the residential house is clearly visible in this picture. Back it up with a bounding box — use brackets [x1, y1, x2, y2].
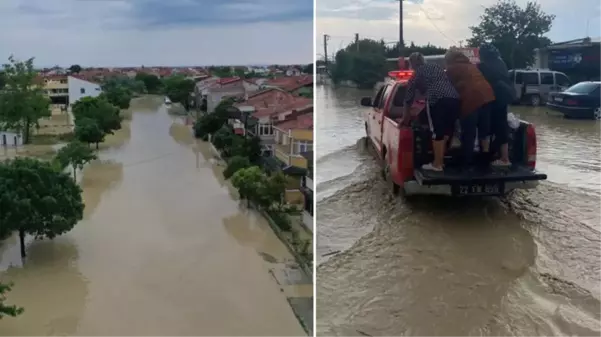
[271, 108, 313, 205]
[262, 76, 313, 96]
[300, 151, 313, 231]
[0, 130, 23, 147]
[42, 75, 69, 104]
[204, 77, 259, 113]
[285, 67, 301, 76]
[233, 88, 312, 156]
[67, 76, 102, 126]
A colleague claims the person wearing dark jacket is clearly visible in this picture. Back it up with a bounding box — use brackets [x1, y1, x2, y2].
[445, 48, 495, 168]
[477, 44, 515, 166]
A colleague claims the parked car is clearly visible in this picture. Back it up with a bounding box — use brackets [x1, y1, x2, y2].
[509, 69, 571, 106]
[546, 81, 601, 119]
[361, 70, 547, 199]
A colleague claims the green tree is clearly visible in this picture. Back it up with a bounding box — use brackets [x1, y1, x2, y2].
[230, 166, 265, 204]
[209, 66, 233, 78]
[193, 114, 223, 139]
[0, 157, 84, 258]
[55, 141, 97, 180]
[74, 117, 105, 148]
[163, 75, 195, 111]
[223, 156, 252, 179]
[302, 63, 313, 74]
[467, 0, 554, 68]
[68, 64, 82, 74]
[134, 73, 162, 93]
[0, 56, 51, 144]
[0, 282, 23, 319]
[212, 126, 235, 151]
[72, 96, 122, 135]
[100, 78, 133, 109]
[257, 172, 287, 210]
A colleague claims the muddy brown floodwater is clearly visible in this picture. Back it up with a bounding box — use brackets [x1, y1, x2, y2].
[316, 85, 600, 336]
[0, 96, 309, 336]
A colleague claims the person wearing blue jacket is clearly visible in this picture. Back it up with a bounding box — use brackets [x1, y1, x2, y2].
[477, 44, 516, 167]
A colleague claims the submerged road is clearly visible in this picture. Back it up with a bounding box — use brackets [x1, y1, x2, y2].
[315, 85, 600, 336]
[0, 96, 308, 336]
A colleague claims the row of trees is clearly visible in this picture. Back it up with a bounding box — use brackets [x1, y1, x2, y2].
[330, 0, 555, 89]
[193, 101, 312, 263]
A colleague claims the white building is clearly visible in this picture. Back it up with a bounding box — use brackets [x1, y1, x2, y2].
[0, 130, 23, 147]
[67, 76, 102, 126]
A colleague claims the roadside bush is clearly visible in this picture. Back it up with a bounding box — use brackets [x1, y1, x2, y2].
[211, 126, 234, 150]
[193, 114, 223, 139]
[267, 211, 291, 231]
[223, 156, 251, 179]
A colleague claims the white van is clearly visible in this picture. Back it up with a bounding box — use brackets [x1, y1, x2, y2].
[509, 69, 571, 106]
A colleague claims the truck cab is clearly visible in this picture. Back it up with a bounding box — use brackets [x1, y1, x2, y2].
[362, 70, 547, 198]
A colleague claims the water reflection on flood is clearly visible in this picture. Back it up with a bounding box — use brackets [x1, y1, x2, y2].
[0, 97, 307, 336]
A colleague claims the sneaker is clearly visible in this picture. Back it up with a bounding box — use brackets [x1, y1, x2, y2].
[422, 163, 443, 171]
[491, 159, 511, 167]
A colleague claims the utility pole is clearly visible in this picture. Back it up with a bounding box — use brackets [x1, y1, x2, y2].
[398, 0, 405, 69]
[355, 33, 360, 51]
[324, 34, 330, 68]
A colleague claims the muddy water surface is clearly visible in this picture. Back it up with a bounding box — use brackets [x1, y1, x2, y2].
[0, 97, 307, 336]
[316, 85, 601, 336]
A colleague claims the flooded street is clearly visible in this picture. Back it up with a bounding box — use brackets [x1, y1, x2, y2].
[315, 85, 601, 336]
[0, 97, 308, 336]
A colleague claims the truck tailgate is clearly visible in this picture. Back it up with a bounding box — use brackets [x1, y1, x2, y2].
[415, 166, 547, 185]
[414, 166, 547, 196]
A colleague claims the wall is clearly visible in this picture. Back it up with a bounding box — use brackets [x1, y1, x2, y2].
[68, 76, 101, 105]
[291, 129, 312, 141]
[0, 131, 23, 146]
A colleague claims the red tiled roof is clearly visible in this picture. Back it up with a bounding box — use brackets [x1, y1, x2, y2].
[235, 88, 312, 118]
[264, 75, 313, 92]
[274, 110, 313, 130]
[217, 77, 241, 85]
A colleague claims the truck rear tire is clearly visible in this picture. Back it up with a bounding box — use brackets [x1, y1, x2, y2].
[383, 161, 400, 196]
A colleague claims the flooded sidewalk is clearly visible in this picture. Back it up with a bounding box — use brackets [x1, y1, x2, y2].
[0, 97, 309, 336]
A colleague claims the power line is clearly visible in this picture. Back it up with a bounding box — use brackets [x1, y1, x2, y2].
[417, 4, 458, 45]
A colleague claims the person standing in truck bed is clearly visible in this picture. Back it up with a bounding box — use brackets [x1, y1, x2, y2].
[477, 44, 516, 167]
[402, 52, 461, 172]
[444, 48, 495, 169]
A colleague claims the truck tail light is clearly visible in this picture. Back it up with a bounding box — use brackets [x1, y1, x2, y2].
[565, 99, 578, 105]
[526, 124, 537, 169]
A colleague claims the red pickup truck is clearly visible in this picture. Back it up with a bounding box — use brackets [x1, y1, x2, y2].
[361, 70, 547, 198]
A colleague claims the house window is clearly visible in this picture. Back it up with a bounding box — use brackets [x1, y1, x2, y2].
[294, 141, 312, 154]
[80, 88, 85, 94]
[258, 123, 273, 136]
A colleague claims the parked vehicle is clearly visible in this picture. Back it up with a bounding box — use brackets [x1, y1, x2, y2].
[361, 70, 547, 198]
[164, 96, 172, 105]
[509, 69, 571, 106]
[546, 81, 601, 119]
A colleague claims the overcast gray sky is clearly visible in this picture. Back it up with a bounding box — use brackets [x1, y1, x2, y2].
[0, 0, 313, 67]
[317, 0, 601, 58]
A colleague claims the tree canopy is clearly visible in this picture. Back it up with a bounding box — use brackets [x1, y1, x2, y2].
[68, 64, 82, 74]
[467, 0, 554, 68]
[0, 56, 51, 144]
[74, 117, 105, 148]
[162, 75, 195, 111]
[0, 283, 23, 319]
[0, 157, 84, 257]
[54, 140, 97, 180]
[330, 39, 448, 89]
[134, 73, 162, 93]
[72, 96, 122, 135]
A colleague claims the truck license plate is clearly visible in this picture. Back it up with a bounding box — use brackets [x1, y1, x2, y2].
[454, 183, 503, 196]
